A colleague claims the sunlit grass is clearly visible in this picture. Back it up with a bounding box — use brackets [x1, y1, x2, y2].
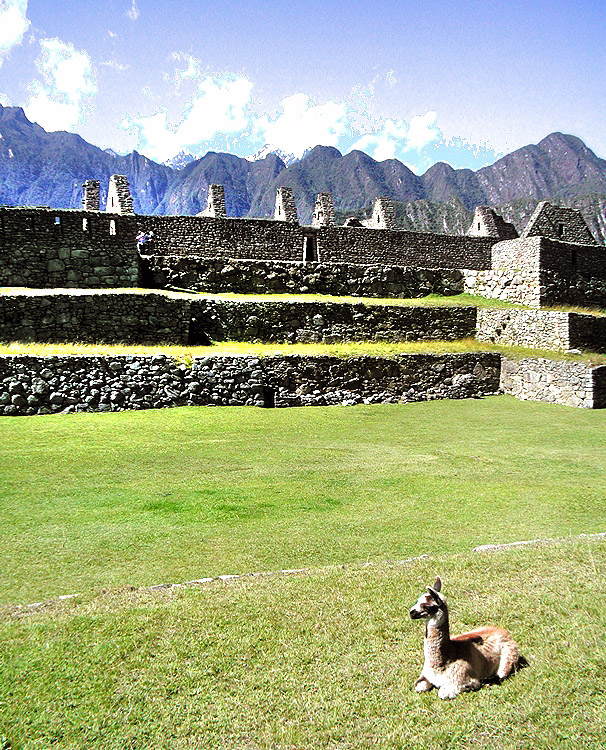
[2, 338, 606, 365]
[1, 539, 604, 748]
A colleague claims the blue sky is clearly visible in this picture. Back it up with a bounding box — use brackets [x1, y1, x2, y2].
[0, 0, 605, 171]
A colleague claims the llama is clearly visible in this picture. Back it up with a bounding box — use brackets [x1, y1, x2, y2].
[409, 576, 524, 700]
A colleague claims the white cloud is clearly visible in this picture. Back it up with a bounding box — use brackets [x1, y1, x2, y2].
[406, 110, 440, 151]
[256, 93, 349, 159]
[172, 53, 201, 85]
[101, 59, 129, 71]
[127, 0, 140, 21]
[0, 92, 11, 105]
[352, 118, 408, 161]
[385, 70, 397, 88]
[25, 38, 97, 131]
[108, 30, 117, 38]
[0, 0, 30, 62]
[124, 71, 254, 161]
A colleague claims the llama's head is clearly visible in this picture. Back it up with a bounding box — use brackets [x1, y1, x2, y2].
[409, 576, 447, 620]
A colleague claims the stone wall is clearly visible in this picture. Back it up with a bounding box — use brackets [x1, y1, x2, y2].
[0, 207, 139, 288]
[138, 218, 496, 269]
[143, 256, 465, 298]
[0, 352, 501, 416]
[0, 290, 191, 345]
[500, 357, 606, 408]
[189, 298, 476, 344]
[0, 289, 476, 346]
[137, 215, 304, 261]
[466, 236, 606, 308]
[315, 227, 496, 269]
[476, 309, 606, 352]
[522, 202, 598, 245]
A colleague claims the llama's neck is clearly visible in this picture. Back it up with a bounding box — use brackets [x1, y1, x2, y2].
[424, 608, 451, 667]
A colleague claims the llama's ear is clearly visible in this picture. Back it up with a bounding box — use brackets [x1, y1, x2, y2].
[433, 576, 442, 592]
[427, 586, 444, 604]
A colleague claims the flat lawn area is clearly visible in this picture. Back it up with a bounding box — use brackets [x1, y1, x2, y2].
[1, 396, 605, 606]
[1, 540, 604, 748]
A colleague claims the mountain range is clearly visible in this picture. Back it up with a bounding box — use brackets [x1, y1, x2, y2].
[1, 104, 605, 242]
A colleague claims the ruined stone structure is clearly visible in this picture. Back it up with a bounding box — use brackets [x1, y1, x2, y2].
[521, 201, 598, 245]
[273, 187, 298, 223]
[365, 197, 397, 230]
[312, 193, 336, 227]
[466, 206, 518, 240]
[2, 174, 606, 412]
[197, 184, 227, 219]
[106, 174, 135, 215]
[82, 180, 100, 212]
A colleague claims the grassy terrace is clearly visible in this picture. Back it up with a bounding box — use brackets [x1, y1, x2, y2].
[1, 396, 605, 607]
[2, 338, 606, 365]
[1, 539, 605, 747]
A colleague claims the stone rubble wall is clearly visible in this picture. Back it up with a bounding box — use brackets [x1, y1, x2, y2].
[106, 175, 134, 215]
[462, 268, 541, 306]
[142, 256, 465, 298]
[477, 308, 606, 352]
[189, 298, 476, 344]
[0, 291, 191, 345]
[522, 202, 598, 245]
[0, 352, 501, 416]
[315, 227, 496, 269]
[0, 207, 139, 288]
[500, 357, 606, 409]
[137, 216, 304, 261]
[0, 290, 476, 346]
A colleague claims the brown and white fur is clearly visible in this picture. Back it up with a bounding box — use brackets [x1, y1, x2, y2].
[409, 577, 523, 700]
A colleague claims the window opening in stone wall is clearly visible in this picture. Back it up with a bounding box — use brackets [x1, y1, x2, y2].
[54, 216, 61, 226]
[571, 249, 577, 267]
[478, 222, 481, 230]
[25, 216, 34, 231]
[109, 219, 116, 235]
[558, 223, 564, 237]
[82, 217, 92, 234]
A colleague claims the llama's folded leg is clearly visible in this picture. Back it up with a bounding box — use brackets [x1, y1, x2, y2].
[497, 643, 520, 679]
[414, 675, 434, 692]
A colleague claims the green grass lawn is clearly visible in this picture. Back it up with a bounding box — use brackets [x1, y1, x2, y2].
[1, 539, 604, 749]
[1, 397, 605, 607]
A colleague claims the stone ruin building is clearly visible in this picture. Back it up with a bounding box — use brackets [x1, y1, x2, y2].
[3, 173, 605, 310]
[2, 173, 606, 413]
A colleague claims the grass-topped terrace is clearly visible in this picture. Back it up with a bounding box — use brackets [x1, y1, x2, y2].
[1, 396, 605, 608]
[2, 338, 606, 365]
[1, 540, 604, 748]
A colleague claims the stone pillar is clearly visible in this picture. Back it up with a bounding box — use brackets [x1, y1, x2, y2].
[312, 193, 335, 227]
[273, 187, 299, 224]
[198, 184, 227, 218]
[106, 175, 134, 215]
[82, 180, 100, 211]
[368, 196, 397, 229]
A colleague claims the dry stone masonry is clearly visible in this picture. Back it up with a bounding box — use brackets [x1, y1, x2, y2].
[82, 180, 100, 212]
[0, 352, 501, 416]
[500, 357, 606, 409]
[312, 193, 336, 227]
[3, 172, 606, 410]
[466, 207, 518, 240]
[0, 289, 477, 346]
[197, 184, 227, 218]
[273, 187, 299, 223]
[106, 174, 134, 215]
